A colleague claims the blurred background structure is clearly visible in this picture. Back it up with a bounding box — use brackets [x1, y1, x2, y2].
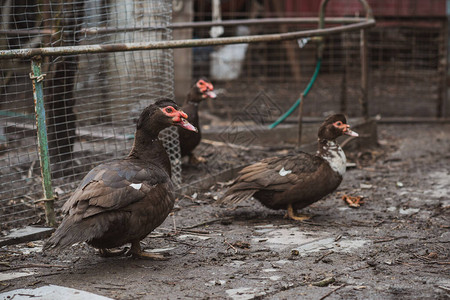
[0, 0, 448, 229]
[188, 0, 448, 120]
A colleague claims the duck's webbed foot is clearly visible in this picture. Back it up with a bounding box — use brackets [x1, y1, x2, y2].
[127, 241, 169, 260]
[284, 204, 311, 221]
[98, 247, 128, 257]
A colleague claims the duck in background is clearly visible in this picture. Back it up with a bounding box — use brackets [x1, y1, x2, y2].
[217, 114, 358, 221]
[178, 78, 216, 165]
[44, 99, 197, 259]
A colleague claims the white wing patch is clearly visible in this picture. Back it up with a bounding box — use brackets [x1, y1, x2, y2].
[130, 183, 142, 190]
[279, 167, 292, 176]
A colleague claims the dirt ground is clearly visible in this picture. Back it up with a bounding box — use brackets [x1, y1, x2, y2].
[1, 122, 449, 300]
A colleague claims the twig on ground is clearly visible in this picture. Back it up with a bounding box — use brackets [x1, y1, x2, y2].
[35, 271, 64, 278]
[374, 220, 385, 227]
[224, 240, 237, 254]
[183, 217, 233, 229]
[178, 228, 211, 235]
[436, 285, 450, 292]
[0, 283, 11, 292]
[335, 265, 371, 278]
[95, 285, 127, 290]
[315, 251, 334, 263]
[2, 263, 69, 272]
[373, 236, 407, 244]
[300, 220, 326, 226]
[319, 284, 346, 300]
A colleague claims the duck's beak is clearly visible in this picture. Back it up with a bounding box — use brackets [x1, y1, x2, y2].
[343, 125, 358, 137]
[172, 110, 198, 132]
[205, 90, 217, 99]
[178, 118, 198, 132]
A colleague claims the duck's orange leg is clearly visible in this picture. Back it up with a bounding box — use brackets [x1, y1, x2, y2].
[285, 204, 311, 221]
[127, 241, 168, 260]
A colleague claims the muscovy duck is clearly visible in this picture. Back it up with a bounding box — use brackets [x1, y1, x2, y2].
[44, 99, 197, 259]
[218, 114, 358, 221]
[178, 78, 216, 164]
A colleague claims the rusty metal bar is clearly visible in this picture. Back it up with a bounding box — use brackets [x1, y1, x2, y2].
[360, 28, 369, 119]
[0, 19, 375, 59]
[318, 0, 372, 118]
[30, 56, 56, 227]
[0, 17, 367, 36]
[437, 19, 448, 118]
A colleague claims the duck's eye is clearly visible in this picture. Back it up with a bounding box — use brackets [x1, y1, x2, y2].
[165, 107, 173, 113]
[197, 80, 208, 91]
[335, 121, 342, 126]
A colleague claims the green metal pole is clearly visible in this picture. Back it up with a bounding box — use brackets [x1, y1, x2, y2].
[30, 56, 56, 227]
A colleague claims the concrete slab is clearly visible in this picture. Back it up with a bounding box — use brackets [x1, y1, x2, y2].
[225, 287, 267, 300]
[0, 271, 36, 282]
[0, 226, 54, 247]
[252, 227, 368, 255]
[0, 285, 113, 300]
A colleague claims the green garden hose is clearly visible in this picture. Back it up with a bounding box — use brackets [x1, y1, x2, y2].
[268, 58, 321, 129]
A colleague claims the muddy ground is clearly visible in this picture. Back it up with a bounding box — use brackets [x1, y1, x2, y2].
[0, 122, 449, 300]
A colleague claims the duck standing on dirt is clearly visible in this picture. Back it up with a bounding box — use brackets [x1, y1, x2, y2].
[217, 114, 358, 221]
[178, 78, 216, 164]
[44, 99, 197, 259]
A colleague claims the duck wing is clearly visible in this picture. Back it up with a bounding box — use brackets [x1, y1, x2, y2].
[44, 159, 173, 251]
[219, 153, 323, 205]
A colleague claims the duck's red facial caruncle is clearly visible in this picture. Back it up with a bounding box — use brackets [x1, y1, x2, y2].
[196, 79, 217, 99]
[161, 106, 197, 132]
[333, 121, 358, 137]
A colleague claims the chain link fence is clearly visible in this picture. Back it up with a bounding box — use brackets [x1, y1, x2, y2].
[0, 0, 180, 229]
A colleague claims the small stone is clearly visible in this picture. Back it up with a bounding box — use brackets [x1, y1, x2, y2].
[439, 232, 450, 243]
[367, 260, 377, 267]
[322, 258, 333, 264]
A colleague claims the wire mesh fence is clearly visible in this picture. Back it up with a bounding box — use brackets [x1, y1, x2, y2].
[0, 0, 447, 231]
[0, 0, 179, 229]
[191, 0, 447, 122]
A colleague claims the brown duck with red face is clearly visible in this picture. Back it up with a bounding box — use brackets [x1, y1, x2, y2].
[44, 99, 197, 259]
[178, 78, 216, 164]
[218, 114, 358, 221]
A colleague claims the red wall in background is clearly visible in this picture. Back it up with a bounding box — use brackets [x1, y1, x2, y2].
[285, 0, 446, 17]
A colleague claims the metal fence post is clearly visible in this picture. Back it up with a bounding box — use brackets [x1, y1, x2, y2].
[30, 56, 56, 227]
[360, 28, 369, 119]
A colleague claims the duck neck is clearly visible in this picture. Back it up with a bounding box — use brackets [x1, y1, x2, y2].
[128, 130, 172, 176]
[317, 139, 347, 176]
[182, 94, 200, 129]
[185, 90, 201, 107]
